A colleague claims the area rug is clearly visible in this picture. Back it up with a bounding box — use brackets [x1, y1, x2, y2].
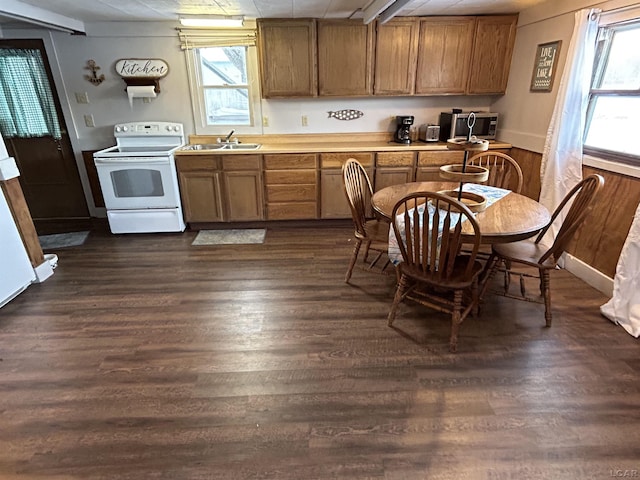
[38, 231, 89, 250]
[191, 229, 266, 246]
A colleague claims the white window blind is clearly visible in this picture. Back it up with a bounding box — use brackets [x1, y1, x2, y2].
[178, 27, 257, 49]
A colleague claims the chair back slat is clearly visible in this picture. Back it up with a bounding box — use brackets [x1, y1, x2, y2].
[536, 174, 604, 263]
[392, 192, 481, 281]
[468, 152, 524, 193]
[343, 159, 374, 236]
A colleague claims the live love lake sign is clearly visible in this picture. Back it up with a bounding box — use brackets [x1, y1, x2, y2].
[115, 58, 169, 78]
[530, 41, 561, 92]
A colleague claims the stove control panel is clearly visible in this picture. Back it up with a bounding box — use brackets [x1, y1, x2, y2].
[114, 122, 183, 137]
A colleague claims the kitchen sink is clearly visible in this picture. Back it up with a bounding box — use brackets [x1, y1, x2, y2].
[181, 143, 261, 151]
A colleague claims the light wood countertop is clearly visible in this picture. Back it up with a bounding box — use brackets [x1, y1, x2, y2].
[176, 132, 511, 155]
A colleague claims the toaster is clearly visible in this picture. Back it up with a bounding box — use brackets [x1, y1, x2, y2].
[419, 124, 440, 142]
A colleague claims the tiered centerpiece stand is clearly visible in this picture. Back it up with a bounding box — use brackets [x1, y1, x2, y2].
[439, 113, 490, 212]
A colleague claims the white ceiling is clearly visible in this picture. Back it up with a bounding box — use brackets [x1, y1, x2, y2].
[2, 0, 546, 29]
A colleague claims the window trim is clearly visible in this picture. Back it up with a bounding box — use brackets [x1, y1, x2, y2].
[583, 12, 640, 166]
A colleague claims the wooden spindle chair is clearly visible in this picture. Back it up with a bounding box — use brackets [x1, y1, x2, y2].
[342, 158, 391, 282]
[482, 174, 605, 326]
[467, 151, 524, 193]
[388, 191, 484, 352]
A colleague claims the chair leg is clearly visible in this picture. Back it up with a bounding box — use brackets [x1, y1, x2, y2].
[479, 253, 499, 301]
[541, 268, 552, 327]
[362, 240, 372, 262]
[345, 239, 362, 283]
[449, 290, 463, 353]
[388, 274, 408, 326]
[471, 278, 479, 318]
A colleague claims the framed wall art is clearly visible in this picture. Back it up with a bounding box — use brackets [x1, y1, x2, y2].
[530, 40, 561, 92]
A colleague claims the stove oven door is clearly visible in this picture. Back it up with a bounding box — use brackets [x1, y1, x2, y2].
[94, 156, 180, 210]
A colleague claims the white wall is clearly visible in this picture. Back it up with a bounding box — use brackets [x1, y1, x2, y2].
[493, 0, 639, 153]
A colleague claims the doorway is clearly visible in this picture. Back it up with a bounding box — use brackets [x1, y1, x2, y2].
[0, 39, 88, 221]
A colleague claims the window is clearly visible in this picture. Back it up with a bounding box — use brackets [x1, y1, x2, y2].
[584, 19, 640, 163]
[180, 26, 262, 135]
[197, 46, 250, 126]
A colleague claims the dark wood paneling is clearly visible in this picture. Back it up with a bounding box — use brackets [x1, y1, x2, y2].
[508, 147, 542, 200]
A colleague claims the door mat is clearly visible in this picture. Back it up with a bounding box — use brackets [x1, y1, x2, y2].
[38, 231, 89, 250]
[191, 229, 266, 246]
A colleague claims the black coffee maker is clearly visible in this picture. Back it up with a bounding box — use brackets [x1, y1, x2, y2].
[394, 115, 414, 144]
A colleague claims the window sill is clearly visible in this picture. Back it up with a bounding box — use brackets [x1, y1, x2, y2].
[583, 155, 640, 179]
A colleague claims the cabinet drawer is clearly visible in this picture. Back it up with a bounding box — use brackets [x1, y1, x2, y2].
[264, 153, 318, 169]
[264, 169, 317, 185]
[417, 151, 464, 167]
[175, 155, 221, 171]
[376, 151, 415, 167]
[267, 202, 317, 220]
[221, 154, 262, 170]
[266, 184, 316, 202]
[320, 152, 374, 168]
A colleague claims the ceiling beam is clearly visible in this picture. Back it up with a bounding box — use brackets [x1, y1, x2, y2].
[0, 0, 85, 33]
[362, 0, 396, 24]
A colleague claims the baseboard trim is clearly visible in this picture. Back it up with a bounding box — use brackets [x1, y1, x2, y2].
[564, 253, 614, 297]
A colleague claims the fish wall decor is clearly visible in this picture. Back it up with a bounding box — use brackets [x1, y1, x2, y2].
[327, 109, 364, 121]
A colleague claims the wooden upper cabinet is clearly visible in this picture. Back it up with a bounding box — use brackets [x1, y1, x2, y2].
[257, 19, 317, 97]
[415, 17, 475, 95]
[373, 18, 419, 95]
[467, 15, 518, 94]
[317, 20, 374, 96]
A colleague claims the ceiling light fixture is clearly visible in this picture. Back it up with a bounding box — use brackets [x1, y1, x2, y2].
[179, 15, 244, 28]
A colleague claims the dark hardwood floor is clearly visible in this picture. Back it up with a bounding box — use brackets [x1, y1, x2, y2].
[1, 222, 638, 479]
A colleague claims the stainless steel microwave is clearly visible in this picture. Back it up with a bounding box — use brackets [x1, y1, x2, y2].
[439, 112, 498, 141]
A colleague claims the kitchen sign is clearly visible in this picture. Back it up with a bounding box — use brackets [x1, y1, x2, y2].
[530, 41, 561, 92]
[115, 58, 169, 78]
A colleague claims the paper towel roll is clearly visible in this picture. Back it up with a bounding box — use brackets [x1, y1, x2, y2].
[127, 85, 157, 107]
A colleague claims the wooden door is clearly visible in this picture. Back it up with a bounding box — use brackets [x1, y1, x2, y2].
[415, 17, 475, 95]
[317, 20, 374, 96]
[0, 39, 88, 220]
[223, 171, 264, 221]
[467, 15, 518, 94]
[374, 18, 418, 95]
[257, 19, 317, 98]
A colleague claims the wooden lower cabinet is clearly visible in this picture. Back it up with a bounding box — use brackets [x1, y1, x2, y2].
[374, 151, 416, 191]
[320, 152, 374, 219]
[176, 154, 263, 223]
[415, 151, 465, 182]
[264, 153, 318, 220]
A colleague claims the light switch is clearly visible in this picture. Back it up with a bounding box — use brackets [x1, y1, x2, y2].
[262, 116, 269, 127]
[301, 115, 308, 126]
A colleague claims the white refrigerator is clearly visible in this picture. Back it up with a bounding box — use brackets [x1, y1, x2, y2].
[0, 134, 36, 308]
[0, 183, 35, 307]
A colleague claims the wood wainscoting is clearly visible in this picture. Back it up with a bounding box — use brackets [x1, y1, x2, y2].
[508, 147, 640, 279]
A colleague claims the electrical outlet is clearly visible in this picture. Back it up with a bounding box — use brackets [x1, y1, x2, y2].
[142, 97, 152, 104]
[75, 92, 89, 104]
[262, 116, 269, 127]
[84, 114, 95, 127]
[301, 115, 308, 126]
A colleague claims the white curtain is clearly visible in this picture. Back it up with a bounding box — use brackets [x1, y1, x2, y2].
[539, 9, 600, 242]
[601, 202, 640, 338]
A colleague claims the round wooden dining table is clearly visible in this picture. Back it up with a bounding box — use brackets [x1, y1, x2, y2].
[371, 182, 551, 244]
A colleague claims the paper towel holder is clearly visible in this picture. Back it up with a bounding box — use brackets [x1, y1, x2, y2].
[115, 58, 169, 94]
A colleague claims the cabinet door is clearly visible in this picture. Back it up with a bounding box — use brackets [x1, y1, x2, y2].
[223, 171, 264, 221]
[467, 15, 518, 94]
[374, 18, 418, 95]
[257, 19, 317, 97]
[415, 151, 464, 182]
[317, 20, 374, 96]
[320, 169, 351, 219]
[415, 17, 475, 95]
[178, 171, 224, 222]
[374, 151, 416, 191]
